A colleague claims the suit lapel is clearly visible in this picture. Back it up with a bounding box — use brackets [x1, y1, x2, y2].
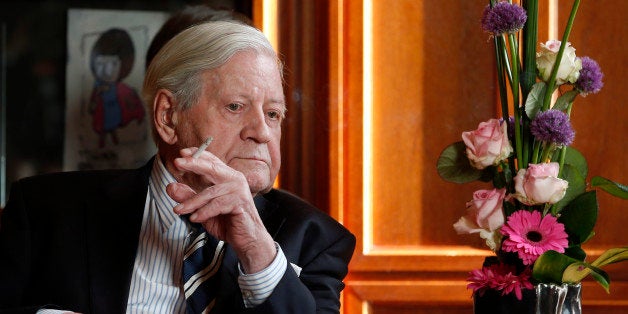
[255, 192, 285, 238]
[84, 161, 152, 313]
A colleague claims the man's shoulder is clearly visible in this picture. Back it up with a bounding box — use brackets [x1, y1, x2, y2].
[4, 165, 151, 221]
[261, 189, 356, 266]
[14, 159, 153, 192]
[263, 188, 316, 209]
[262, 188, 354, 237]
[10, 160, 153, 203]
[16, 168, 136, 190]
[262, 189, 326, 220]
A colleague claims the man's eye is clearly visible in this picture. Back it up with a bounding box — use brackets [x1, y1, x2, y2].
[227, 103, 242, 111]
[267, 111, 279, 120]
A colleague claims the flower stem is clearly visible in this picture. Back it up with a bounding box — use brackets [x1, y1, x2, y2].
[556, 102, 574, 178]
[531, 140, 542, 164]
[544, 203, 552, 216]
[542, 0, 581, 111]
[556, 145, 568, 176]
[494, 36, 510, 123]
[540, 143, 555, 163]
[499, 35, 514, 88]
[565, 98, 574, 117]
[493, 35, 517, 173]
[509, 33, 524, 169]
[521, 0, 538, 170]
[521, 0, 539, 97]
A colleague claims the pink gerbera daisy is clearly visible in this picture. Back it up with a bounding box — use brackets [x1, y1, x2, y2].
[467, 263, 534, 300]
[467, 266, 496, 297]
[493, 266, 534, 300]
[500, 210, 569, 265]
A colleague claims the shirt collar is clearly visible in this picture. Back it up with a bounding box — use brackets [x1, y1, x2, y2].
[149, 155, 185, 232]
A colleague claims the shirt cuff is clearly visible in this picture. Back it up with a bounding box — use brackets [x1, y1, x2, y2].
[37, 310, 68, 314]
[237, 242, 287, 308]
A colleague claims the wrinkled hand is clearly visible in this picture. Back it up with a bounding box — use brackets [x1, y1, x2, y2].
[167, 148, 276, 273]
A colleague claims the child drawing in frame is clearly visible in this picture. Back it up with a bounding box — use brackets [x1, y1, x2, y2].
[88, 28, 144, 148]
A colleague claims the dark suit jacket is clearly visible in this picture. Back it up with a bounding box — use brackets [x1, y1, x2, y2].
[0, 159, 356, 314]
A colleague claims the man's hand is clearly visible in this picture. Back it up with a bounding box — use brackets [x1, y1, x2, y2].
[166, 148, 277, 273]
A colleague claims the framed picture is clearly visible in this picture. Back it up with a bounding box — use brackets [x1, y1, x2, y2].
[64, 8, 168, 171]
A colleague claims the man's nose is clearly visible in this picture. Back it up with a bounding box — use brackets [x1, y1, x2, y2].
[242, 109, 272, 143]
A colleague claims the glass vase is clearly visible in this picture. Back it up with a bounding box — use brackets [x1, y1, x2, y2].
[535, 283, 582, 314]
[473, 283, 582, 314]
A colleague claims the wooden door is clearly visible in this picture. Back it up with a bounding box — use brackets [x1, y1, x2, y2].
[326, 1, 628, 313]
[256, 0, 628, 312]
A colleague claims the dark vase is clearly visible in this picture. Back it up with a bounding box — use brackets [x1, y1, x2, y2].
[473, 283, 582, 314]
[473, 288, 535, 314]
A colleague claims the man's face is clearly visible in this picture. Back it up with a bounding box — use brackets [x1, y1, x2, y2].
[175, 51, 286, 195]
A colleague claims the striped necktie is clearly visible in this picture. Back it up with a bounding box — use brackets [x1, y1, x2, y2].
[183, 225, 226, 314]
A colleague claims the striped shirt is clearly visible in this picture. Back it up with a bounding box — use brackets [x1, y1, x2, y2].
[37, 156, 287, 314]
[125, 156, 286, 313]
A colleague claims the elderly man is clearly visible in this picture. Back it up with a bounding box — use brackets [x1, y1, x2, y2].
[0, 21, 355, 314]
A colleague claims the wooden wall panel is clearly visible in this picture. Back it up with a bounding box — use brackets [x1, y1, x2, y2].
[323, 0, 628, 313]
[562, 0, 628, 248]
[336, 1, 500, 309]
[368, 0, 497, 248]
[369, 0, 425, 246]
[339, 0, 498, 268]
[270, 0, 628, 312]
[263, 0, 333, 212]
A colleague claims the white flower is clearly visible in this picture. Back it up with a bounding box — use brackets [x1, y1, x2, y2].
[536, 40, 582, 85]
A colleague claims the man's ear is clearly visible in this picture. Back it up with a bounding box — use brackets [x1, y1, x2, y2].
[153, 89, 179, 145]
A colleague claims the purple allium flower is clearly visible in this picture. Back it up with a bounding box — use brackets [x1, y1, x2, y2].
[481, 2, 527, 35]
[501, 116, 515, 142]
[530, 110, 575, 146]
[575, 56, 604, 96]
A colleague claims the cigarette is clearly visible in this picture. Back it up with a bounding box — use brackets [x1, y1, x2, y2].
[192, 137, 213, 158]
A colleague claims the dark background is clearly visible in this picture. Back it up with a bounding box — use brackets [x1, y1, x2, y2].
[0, 0, 252, 206]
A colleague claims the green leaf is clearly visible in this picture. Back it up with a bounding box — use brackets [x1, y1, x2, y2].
[554, 147, 588, 178]
[533, 250, 577, 284]
[558, 191, 598, 245]
[563, 245, 586, 261]
[552, 147, 588, 213]
[561, 247, 628, 291]
[436, 141, 485, 184]
[591, 247, 628, 268]
[563, 262, 610, 292]
[591, 176, 628, 199]
[586, 266, 611, 293]
[554, 162, 586, 213]
[525, 82, 547, 120]
[534, 249, 627, 293]
[553, 90, 579, 112]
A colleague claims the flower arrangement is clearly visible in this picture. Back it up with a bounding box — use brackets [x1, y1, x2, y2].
[436, 0, 628, 300]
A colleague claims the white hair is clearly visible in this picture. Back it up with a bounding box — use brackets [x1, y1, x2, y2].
[142, 21, 282, 141]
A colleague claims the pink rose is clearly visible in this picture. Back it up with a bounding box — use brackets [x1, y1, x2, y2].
[454, 188, 506, 250]
[513, 162, 569, 205]
[462, 119, 513, 169]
